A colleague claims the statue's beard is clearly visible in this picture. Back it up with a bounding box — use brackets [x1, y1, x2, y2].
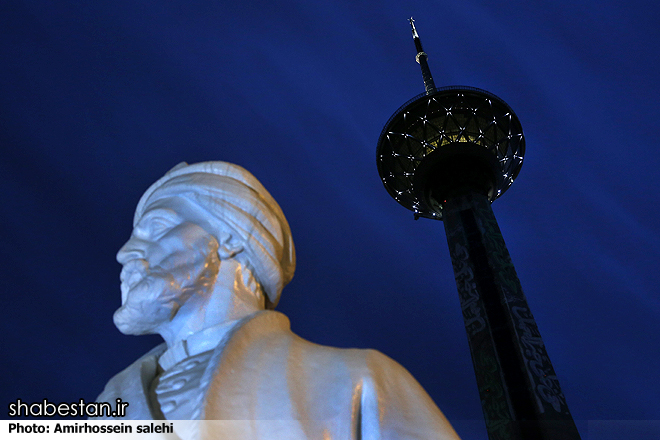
[113, 252, 218, 335]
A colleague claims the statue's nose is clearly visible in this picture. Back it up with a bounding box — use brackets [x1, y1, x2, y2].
[116, 237, 147, 264]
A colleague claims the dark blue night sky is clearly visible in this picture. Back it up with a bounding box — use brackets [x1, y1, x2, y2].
[2, 1, 659, 438]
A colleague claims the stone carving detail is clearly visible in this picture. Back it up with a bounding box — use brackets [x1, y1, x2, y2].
[442, 191, 578, 440]
[512, 306, 566, 413]
[444, 208, 515, 439]
[450, 242, 486, 336]
[471, 194, 570, 416]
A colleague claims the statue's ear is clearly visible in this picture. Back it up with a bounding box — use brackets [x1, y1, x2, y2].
[217, 234, 243, 260]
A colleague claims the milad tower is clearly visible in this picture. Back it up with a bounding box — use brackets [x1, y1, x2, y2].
[376, 19, 582, 440]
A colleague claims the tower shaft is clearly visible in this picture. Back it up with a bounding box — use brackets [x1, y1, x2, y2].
[442, 191, 581, 440]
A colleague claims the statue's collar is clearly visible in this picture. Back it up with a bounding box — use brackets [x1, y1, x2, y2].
[157, 318, 243, 371]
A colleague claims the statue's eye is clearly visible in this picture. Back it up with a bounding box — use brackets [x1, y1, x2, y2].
[148, 219, 174, 238]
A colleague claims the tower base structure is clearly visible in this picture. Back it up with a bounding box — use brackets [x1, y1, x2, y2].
[442, 191, 581, 440]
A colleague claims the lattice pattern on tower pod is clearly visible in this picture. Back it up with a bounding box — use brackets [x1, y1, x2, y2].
[377, 86, 525, 219]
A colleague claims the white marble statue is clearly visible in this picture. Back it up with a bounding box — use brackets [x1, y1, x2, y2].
[96, 161, 460, 439]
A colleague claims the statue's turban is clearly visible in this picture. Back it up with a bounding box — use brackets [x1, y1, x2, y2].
[134, 161, 295, 307]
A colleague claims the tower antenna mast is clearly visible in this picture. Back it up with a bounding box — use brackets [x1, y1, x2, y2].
[409, 17, 436, 95]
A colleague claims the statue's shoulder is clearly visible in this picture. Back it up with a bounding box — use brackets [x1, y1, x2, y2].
[281, 334, 459, 437]
[248, 312, 414, 383]
[290, 332, 413, 381]
[198, 311, 459, 438]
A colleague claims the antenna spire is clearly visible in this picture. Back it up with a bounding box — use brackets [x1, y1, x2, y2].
[409, 17, 436, 95]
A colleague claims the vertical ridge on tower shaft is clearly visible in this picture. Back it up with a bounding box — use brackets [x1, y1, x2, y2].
[409, 17, 436, 95]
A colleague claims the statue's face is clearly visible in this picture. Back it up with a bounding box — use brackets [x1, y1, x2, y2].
[113, 197, 219, 335]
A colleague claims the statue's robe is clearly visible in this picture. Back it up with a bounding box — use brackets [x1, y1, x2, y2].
[96, 311, 460, 440]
